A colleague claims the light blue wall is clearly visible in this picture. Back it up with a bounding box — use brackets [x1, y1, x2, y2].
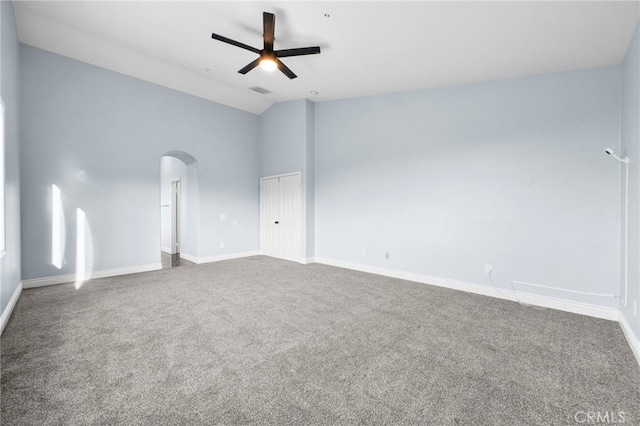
[315, 67, 622, 308]
[258, 99, 315, 259]
[621, 22, 640, 339]
[183, 161, 199, 258]
[0, 1, 22, 314]
[305, 100, 316, 258]
[19, 45, 259, 280]
[259, 100, 306, 178]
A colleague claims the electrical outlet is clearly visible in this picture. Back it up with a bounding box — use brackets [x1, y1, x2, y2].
[385, 252, 390, 260]
[361, 249, 366, 257]
[220, 242, 225, 248]
[485, 264, 492, 274]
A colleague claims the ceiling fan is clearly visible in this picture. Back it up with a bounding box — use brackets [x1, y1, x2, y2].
[211, 12, 321, 79]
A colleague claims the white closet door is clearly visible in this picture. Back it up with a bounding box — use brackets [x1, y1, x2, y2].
[260, 173, 301, 261]
[278, 174, 301, 260]
[260, 177, 280, 257]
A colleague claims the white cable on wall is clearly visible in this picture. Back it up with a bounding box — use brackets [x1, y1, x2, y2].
[488, 273, 617, 311]
[488, 271, 547, 310]
[604, 148, 629, 307]
[511, 280, 617, 298]
[622, 161, 629, 307]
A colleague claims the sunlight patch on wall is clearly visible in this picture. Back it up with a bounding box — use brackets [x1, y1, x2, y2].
[74, 208, 93, 289]
[51, 184, 65, 269]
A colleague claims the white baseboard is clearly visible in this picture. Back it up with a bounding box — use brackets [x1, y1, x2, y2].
[193, 251, 260, 265]
[179, 252, 199, 264]
[259, 250, 309, 264]
[618, 312, 640, 367]
[180, 251, 252, 265]
[311, 257, 619, 322]
[1, 281, 22, 334]
[22, 263, 163, 289]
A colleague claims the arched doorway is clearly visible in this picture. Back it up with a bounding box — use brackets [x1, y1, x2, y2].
[160, 151, 199, 268]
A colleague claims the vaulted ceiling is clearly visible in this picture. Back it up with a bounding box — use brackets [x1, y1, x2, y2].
[12, 1, 640, 114]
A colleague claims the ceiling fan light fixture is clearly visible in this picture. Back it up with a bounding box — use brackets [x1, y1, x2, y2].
[211, 12, 320, 79]
[260, 58, 277, 72]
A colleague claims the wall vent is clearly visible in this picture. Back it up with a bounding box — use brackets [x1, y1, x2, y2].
[249, 86, 272, 95]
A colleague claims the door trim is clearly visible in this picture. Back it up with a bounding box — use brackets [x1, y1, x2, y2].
[170, 179, 181, 267]
[261, 171, 301, 181]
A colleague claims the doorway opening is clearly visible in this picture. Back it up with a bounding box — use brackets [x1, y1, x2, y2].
[160, 151, 199, 268]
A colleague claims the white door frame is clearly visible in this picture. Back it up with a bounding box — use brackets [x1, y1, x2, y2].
[260, 172, 303, 263]
[170, 179, 181, 266]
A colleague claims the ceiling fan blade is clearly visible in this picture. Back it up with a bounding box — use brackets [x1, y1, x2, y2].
[263, 12, 275, 52]
[275, 47, 321, 58]
[276, 58, 297, 79]
[238, 58, 261, 75]
[211, 33, 260, 54]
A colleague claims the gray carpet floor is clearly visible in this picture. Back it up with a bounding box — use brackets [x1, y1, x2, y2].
[2, 256, 639, 425]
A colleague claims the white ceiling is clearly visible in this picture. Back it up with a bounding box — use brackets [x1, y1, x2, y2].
[12, 1, 640, 115]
